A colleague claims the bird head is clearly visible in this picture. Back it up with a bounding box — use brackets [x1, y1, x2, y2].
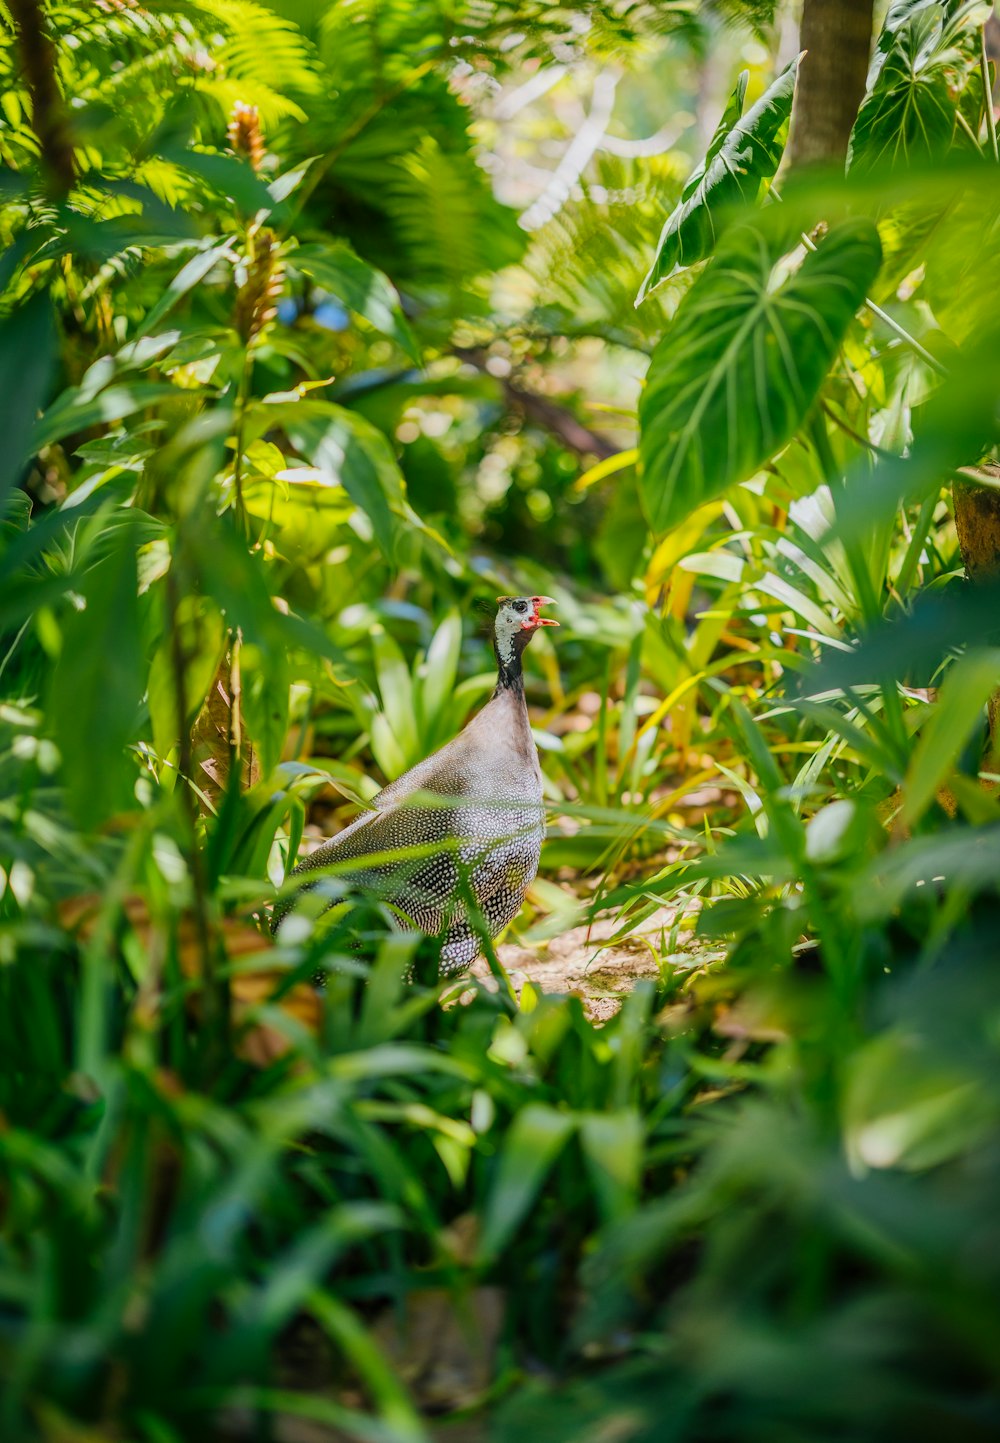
[493, 595, 558, 667]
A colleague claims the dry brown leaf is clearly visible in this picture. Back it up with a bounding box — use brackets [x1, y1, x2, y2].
[58, 893, 320, 1064]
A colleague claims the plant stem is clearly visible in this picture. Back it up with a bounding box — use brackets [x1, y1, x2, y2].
[166, 550, 229, 1075]
[820, 400, 897, 461]
[955, 108, 984, 151]
[229, 628, 244, 765]
[982, 24, 999, 163]
[232, 347, 253, 540]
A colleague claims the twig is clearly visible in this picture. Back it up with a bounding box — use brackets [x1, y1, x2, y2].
[454, 346, 618, 459]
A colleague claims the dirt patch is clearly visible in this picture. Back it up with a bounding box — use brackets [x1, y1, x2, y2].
[471, 903, 699, 1020]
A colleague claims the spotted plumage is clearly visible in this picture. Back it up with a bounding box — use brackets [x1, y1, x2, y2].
[274, 595, 557, 974]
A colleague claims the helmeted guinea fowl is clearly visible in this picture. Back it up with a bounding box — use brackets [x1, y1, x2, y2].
[274, 595, 557, 973]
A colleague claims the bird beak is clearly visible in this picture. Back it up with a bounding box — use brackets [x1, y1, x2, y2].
[531, 596, 559, 627]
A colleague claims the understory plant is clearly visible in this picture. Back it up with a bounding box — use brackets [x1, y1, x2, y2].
[2, 1, 1000, 1440]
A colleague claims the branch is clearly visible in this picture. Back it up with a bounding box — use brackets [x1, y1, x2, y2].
[501, 378, 619, 461]
[455, 347, 618, 460]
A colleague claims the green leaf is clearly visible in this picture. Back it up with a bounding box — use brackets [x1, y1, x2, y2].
[34, 382, 179, 451]
[281, 403, 407, 560]
[147, 597, 226, 768]
[418, 609, 463, 745]
[138, 241, 233, 338]
[371, 625, 418, 767]
[185, 516, 350, 674]
[478, 1104, 576, 1263]
[0, 294, 56, 504]
[293, 242, 419, 360]
[847, 2, 984, 174]
[639, 219, 881, 534]
[844, 1031, 987, 1174]
[242, 643, 290, 778]
[805, 799, 877, 865]
[162, 146, 275, 215]
[636, 57, 799, 302]
[49, 518, 145, 828]
[901, 648, 1000, 826]
[578, 1111, 643, 1223]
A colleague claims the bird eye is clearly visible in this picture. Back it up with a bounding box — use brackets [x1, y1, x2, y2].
[514, 600, 527, 612]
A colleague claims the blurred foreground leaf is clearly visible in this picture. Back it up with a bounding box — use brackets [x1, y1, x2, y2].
[0, 295, 56, 503]
[49, 516, 144, 828]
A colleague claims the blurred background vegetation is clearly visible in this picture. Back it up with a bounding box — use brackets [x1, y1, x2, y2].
[3, 0, 1000, 1439]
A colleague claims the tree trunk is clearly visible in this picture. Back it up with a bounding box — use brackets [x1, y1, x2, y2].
[953, 475, 1000, 756]
[787, 0, 875, 168]
[9, 0, 75, 195]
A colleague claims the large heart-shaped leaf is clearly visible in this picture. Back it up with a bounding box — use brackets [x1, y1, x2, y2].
[847, 1, 985, 173]
[636, 56, 800, 303]
[639, 219, 882, 534]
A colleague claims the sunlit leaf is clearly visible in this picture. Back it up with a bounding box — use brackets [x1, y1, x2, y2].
[34, 382, 179, 451]
[279, 402, 408, 560]
[636, 57, 799, 301]
[639, 219, 881, 533]
[901, 648, 1000, 826]
[847, 2, 985, 173]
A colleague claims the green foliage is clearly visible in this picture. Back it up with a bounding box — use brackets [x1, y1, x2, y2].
[0, 295, 55, 501]
[848, 0, 989, 172]
[636, 55, 799, 299]
[639, 217, 882, 532]
[3, 0, 1000, 1438]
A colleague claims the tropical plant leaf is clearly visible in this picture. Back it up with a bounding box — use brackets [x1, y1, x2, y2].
[0, 294, 56, 503]
[639, 219, 882, 534]
[636, 56, 799, 302]
[900, 648, 1000, 826]
[49, 517, 145, 828]
[292, 241, 419, 360]
[847, 1, 986, 173]
[279, 402, 409, 560]
[34, 382, 179, 451]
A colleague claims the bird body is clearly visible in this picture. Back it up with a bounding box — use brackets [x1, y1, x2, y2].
[277, 596, 556, 973]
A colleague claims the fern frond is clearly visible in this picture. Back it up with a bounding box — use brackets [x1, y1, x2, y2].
[196, 0, 320, 98]
[383, 134, 524, 298]
[522, 153, 684, 347]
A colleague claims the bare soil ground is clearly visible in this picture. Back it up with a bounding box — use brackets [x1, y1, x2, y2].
[470, 903, 698, 1020]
